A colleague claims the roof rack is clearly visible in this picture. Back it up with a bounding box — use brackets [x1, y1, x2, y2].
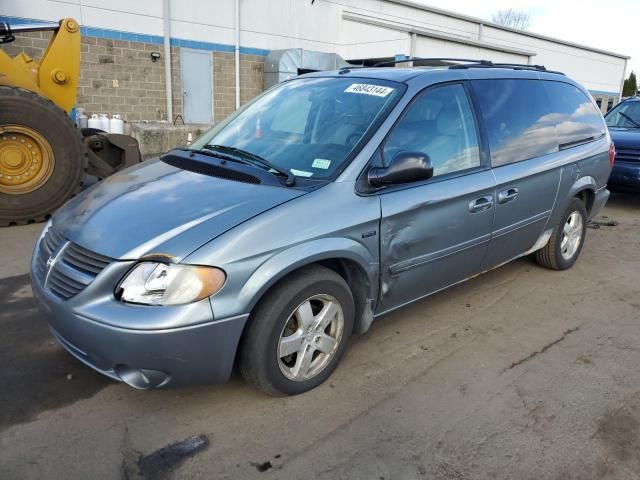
[370, 57, 565, 75]
[372, 57, 489, 67]
[450, 61, 564, 74]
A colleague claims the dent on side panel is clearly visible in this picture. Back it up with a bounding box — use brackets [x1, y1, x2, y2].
[379, 231, 492, 313]
[379, 211, 412, 307]
[377, 171, 495, 312]
[380, 214, 412, 302]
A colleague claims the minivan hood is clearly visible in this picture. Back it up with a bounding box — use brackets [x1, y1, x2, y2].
[53, 159, 306, 260]
[609, 127, 640, 149]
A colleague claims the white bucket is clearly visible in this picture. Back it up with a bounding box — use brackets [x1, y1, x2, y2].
[87, 114, 101, 129]
[109, 114, 124, 134]
[98, 113, 110, 132]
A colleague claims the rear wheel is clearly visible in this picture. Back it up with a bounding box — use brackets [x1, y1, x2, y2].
[0, 86, 86, 226]
[535, 198, 587, 270]
[239, 265, 354, 396]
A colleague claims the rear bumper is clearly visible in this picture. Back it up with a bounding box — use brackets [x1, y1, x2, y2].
[31, 273, 249, 389]
[608, 161, 640, 191]
[589, 186, 610, 220]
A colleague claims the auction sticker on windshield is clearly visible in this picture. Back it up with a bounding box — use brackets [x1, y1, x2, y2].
[312, 158, 331, 169]
[344, 83, 394, 97]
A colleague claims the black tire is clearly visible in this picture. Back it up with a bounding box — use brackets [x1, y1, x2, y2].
[0, 86, 86, 226]
[535, 198, 587, 270]
[239, 265, 355, 396]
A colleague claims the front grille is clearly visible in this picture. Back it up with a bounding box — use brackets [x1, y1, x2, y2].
[34, 227, 112, 300]
[63, 242, 111, 275]
[615, 147, 640, 162]
[34, 227, 65, 284]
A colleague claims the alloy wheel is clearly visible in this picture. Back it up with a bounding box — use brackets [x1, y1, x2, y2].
[277, 294, 344, 382]
[560, 211, 583, 260]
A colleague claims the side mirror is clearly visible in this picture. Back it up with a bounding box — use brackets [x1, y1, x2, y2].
[367, 151, 433, 187]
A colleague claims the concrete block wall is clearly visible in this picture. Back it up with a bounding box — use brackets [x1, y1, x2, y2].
[240, 54, 265, 106]
[2, 31, 265, 124]
[213, 52, 237, 121]
[76, 37, 178, 122]
[211, 52, 263, 120]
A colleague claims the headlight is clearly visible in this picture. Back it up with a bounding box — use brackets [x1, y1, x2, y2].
[118, 262, 226, 306]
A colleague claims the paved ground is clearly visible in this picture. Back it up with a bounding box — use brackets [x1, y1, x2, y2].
[1, 193, 639, 480]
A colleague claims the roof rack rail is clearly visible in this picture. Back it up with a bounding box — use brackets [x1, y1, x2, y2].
[370, 57, 565, 75]
[450, 61, 564, 74]
[372, 57, 490, 67]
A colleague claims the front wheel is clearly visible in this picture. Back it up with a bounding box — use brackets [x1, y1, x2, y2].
[239, 265, 354, 396]
[535, 198, 587, 270]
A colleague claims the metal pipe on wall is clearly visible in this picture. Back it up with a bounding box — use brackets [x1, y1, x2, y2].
[234, 0, 241, 110]
[619, 58, 628, 101]
[163, 0, 173, 121]
[406, 32, 416, 68]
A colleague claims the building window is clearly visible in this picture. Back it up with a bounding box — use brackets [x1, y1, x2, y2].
[607, 98, 615, 112]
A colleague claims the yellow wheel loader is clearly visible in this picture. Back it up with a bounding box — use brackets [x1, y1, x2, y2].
[0, 18, 141, 226]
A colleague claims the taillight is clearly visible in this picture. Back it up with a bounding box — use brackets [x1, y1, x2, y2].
[609, 142, 615, 167]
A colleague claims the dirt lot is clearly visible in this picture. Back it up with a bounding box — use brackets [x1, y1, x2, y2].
[1, 193, 639, 480]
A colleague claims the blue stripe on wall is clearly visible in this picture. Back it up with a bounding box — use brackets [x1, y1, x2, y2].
[0, 15, 269, 57]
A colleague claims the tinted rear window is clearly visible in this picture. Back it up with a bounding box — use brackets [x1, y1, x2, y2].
[472, 79, 558, 166]
[542, 81, 606, 148]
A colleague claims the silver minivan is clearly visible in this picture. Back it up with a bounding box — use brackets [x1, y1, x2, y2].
[31, 60, 613, 395]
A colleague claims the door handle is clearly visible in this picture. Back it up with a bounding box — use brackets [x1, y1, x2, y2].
[498, 187, 519, 204]
[469, 195, 493, 213]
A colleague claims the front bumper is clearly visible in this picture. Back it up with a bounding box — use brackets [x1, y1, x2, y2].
[31, 260, 249, 389]
[608, 161, 640, 191]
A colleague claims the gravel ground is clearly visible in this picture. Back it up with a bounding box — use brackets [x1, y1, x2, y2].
[0, 193, 639, 480]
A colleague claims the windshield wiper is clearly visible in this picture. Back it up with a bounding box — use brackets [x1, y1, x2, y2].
[203, 144, 295, 186]
[618, 112, 640, 128]
[176, 147, 238, 162]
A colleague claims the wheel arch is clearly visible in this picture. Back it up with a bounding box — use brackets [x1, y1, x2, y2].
[567, 175, 597, 217]
[238, 237, 379, 336]
[575, 188, 595, 217]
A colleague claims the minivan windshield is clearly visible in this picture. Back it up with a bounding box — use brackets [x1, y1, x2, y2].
[605, 100, 640, 128]
[190, 77, 404, 179]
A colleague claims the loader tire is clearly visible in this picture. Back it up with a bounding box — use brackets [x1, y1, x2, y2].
[0, 86, 86, 226]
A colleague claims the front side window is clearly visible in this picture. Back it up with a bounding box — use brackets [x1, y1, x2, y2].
[606, 100, 640, 129]
[191, 77, 404, 179]
[472, 79, 558, 167]
[543, 81, 606, 147]
[383, 83, 480, 177]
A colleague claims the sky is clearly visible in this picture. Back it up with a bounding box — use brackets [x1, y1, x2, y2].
[416, 0, 638, 78]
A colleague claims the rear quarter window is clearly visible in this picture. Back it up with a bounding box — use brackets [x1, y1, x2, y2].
[472, 79, 558, 167]
[542, 81, 606, 148]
